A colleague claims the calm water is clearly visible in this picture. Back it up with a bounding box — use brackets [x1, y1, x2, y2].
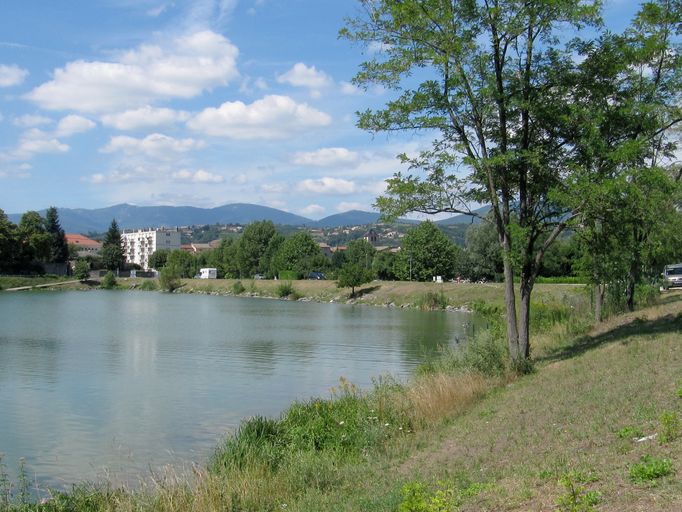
[0, 291, 473, 488]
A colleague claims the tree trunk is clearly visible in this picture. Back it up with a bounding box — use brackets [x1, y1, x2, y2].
[594, 283, 605, 323]
[502, 250, 520, 361]
[626, 257, 639, 312]
[518, 275, 533, 362]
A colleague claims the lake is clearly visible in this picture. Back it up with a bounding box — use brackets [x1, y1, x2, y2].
[0, 290, 474, 489]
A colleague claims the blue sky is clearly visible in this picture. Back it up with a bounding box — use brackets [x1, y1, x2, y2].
[0, 0, 640, 219]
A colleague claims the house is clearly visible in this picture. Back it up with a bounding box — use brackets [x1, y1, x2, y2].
[65, 233, 102, 257]
[363, 228, 378, 246]
[121, 228, 181, 269]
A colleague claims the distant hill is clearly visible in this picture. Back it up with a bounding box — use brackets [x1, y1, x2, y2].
[314, 210, 381, 228]
[8, 203, 313, 233]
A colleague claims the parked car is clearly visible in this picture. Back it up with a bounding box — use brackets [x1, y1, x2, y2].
[253, 273, 266, 280]
[307, 272, 326, 280]
[662, 263, 682, 289]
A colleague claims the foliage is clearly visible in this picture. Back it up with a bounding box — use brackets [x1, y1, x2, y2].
[337, 263, 374, 296]
[137, 279, 158, 291]
[556, 471, 601, 512]
[275, 281, 300, 299]
[395, 222, 461, 281]
[464, 221, 503, 281]
[73, 259, 90, 281]
[372, 250, 397, 280]
[628, 455, 673, 483]
[147, 248, 171, 270]
[236, 220, 278, 278]
[101, 219, 124, 271]
[100, 271, 117, 289]
[616, 426, 645, 440]
[159, 267, 182, 292]
[658, 410, 680, 444]
[45, 206, 69, 264]
[232, 280, 246, 295]
[416, 291, 448, 311]
[345, 239, 375, 269]
[271, 231, 325, 278]
[165, 249, 198, 278]
[398, 482, 457, 512]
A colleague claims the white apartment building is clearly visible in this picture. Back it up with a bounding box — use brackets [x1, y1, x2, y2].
[121, 228, 181, 269]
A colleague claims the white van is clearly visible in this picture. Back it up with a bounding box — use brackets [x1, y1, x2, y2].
[663, 263, 682, 289]
[198, 268, 218, 279]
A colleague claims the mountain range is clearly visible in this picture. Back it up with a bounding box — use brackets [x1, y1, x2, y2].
[8, 203, 488, 233]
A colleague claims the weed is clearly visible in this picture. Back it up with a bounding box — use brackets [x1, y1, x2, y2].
[398, 480, 491, 512]
[276, 281, 300, 299]
[629, 455, 673, 483]
[677, 382, 682, 398]
[100, 271, 117, 289]
[417, 291, 448, 310]
[137, 279, 158, 291]
[0, 455, 9, 509]
[616, 426, 644, 439]
[658, 410, 680, 444]
[232, 280, 246, 295]
[556, 471, 601, 512]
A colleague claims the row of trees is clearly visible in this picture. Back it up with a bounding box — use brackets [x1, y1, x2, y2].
[343, 0, 682, 367]
[0, 207, 68, 274]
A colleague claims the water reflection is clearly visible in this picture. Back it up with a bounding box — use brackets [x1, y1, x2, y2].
[0, 291, 475, 489]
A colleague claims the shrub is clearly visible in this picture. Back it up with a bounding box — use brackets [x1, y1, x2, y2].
[629, 456, 673, 483]
[100, 271, 117, 289]
[159, 267, 182, 292]
[616, 426, 644, 439]
[74, 259, 90, 281]
[232, 280, 246, 295]
[676, 382, 682, 399]
[659, 410, 680, 444]
[210, 416, 285, 472]
[417, 291, 448, 310]
[556, 471, 601, 512]
[138, 279, 158, 291]
[278, 270, 298, 280]
[419, 329, 508, 378]
[276, 281, 300, 299]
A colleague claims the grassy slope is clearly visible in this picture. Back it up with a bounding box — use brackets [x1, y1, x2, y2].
[293, 295, 682, 511]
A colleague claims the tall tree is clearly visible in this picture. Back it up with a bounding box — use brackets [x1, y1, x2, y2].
[101, 219, 124, 271]
[236, 220, 277, 278]
[18, 211, 51, 265]
[0, 209, 18, 273]
[271, 231, 325, 278]
[343, 0, 606, 366]
[395, 221, 461, 281]
[45, 206, 69, 264]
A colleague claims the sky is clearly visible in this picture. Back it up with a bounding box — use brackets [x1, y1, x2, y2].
[0, 0, 640, 219]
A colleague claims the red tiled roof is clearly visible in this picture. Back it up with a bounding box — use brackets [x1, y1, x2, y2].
[65, 233, 102, 249]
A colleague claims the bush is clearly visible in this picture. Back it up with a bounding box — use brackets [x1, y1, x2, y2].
[159, 267, 182, 292]
[74, 259, 90, 281]
[417, 291, 448, 310]
[100, 271, 117, 289]
[418, 329, 508, 378]
[659, 411, 680, 444]
[278, 270, 298, 280]
[232, 280, 246, 295]
[276, 281, 300, 299]
[138, 279, 158, 291]
[210, 416, 285, 472]
[629, 455, 673, 483]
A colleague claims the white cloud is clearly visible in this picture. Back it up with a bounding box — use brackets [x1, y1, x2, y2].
[13, 114, 52, 128]
[254, 77, 268, 90]
[172, 169, 224, 183]
[276, 63, 332, 91]
[260, 182, 288, 194]
[337, 201, 368, 212]
[101, 133, 205, 158]
[297, 177, 357, 195]
[56, 115, 96, 137]
[292, 147, 360, 167]
[0, 64, 28, 87]
[340, 82, 361, 95]
[26, 31, 239, 113]
[188, 95, 331, 139]
[13, 129, 69, 159]
[101, 106, 190, 130]
[300, 204, 325, 217]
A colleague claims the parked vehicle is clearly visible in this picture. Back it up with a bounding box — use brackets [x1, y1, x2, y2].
[662, 263, 682, 289]
[307, 272, 326, 280]
[198, 268, 217, 279]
